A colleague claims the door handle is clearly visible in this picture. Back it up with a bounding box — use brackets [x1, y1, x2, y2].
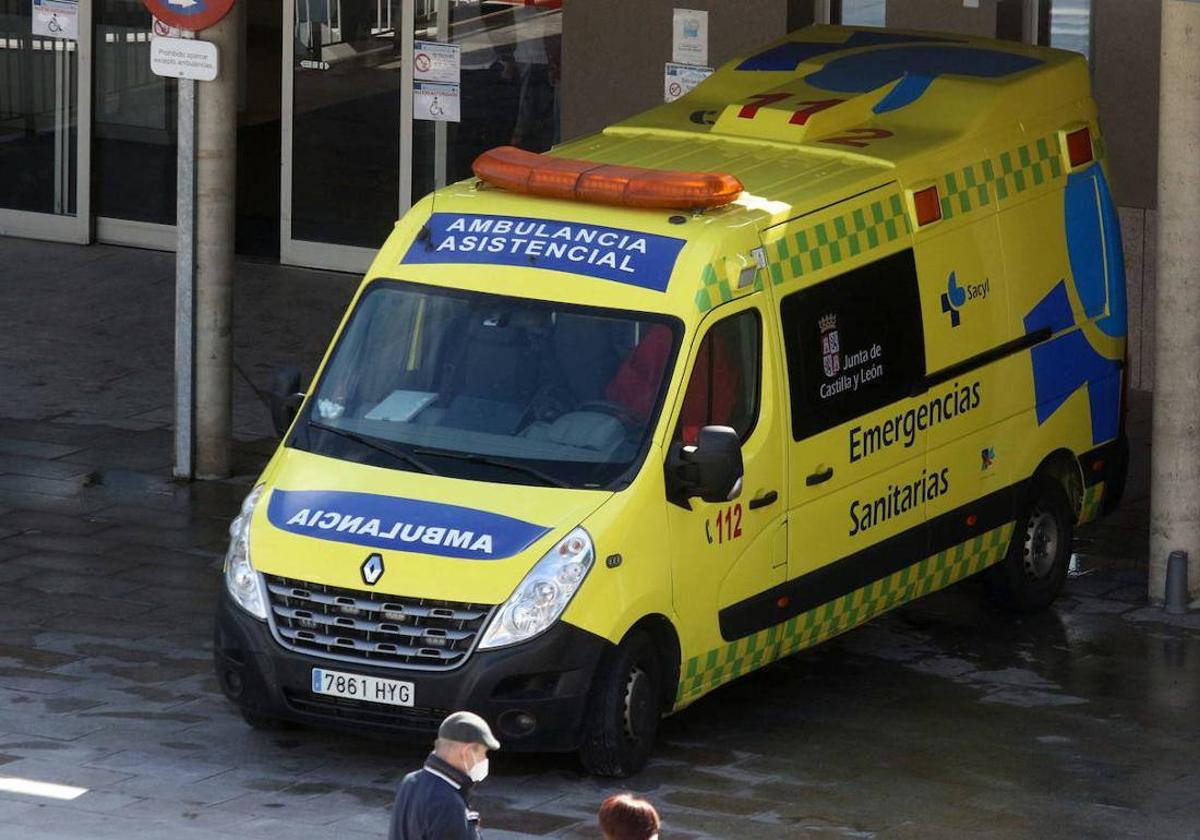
[806, 466, 834, 486]
[748, 490, 778, 510]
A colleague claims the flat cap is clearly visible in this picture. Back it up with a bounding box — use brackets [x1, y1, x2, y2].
[438, 711, 500, 750]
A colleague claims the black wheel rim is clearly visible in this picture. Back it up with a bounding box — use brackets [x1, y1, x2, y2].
[1022, 503, 1060, 581]
[622, 662, 656, 745]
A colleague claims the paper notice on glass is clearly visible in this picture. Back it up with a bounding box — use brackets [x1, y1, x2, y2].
[414, 82, 461, 123]
[664, 62, 713, 102]
[31, 0, 78, 40]
[672, 8, 708, 66]
[413, 40, 461, 84]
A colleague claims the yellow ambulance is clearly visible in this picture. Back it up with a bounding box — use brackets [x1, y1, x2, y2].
[214, 26, 1128, 776]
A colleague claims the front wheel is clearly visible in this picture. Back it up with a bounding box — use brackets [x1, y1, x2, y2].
[579, 630, 662, 778]
[986, 476, 1074, 612]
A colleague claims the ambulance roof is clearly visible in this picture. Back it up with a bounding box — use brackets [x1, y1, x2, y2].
[382, 26, 1090, 322]
[554, 25, 1088, 215]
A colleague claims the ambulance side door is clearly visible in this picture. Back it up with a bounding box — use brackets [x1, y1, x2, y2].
[719, 249, 933, 645]
[664, 295, 788, 665]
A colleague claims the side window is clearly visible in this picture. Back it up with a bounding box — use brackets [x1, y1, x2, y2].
[780, 249, 926, 440]
[675, 310, 761, 445]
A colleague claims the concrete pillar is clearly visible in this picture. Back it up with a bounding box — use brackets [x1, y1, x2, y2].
[1149, 0, 1200, 605]
[194, 10, 241, 479]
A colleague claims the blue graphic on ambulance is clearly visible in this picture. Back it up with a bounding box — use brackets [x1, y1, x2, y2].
[1024, 163, 1125, 447]
[266, 489, 550, 560]
[736, 33, 1041, 115]
[940, 271, 989, 327]
[403, 213, 686, 291]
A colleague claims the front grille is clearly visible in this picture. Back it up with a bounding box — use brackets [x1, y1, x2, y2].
[264, 574, 493, 670]
[283, 690, 449, 732]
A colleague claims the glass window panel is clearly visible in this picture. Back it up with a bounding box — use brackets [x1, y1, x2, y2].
[291, 0, 402, 248]
[1049, 0, 1092, 60]
[0, 0, 78, 215]
[412, 1, 562, 201]
[93, 0, 177, 224]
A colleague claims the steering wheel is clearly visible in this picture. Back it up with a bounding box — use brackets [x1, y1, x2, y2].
[577, 400, 642, 429]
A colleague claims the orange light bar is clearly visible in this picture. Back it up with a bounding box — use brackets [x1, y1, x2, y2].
[472, 146, 744, 210]
[912, 185, 942, 227]
[1066, 127, 1094, 168]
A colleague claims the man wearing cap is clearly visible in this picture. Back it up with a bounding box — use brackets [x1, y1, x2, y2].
[389, 711, 500, 840]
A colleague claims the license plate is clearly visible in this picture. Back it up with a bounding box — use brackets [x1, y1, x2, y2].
[311, 668, 414, 707]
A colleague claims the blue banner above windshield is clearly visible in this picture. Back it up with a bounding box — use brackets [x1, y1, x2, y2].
[267, 489, 550, 560]
[402, 213, 685, 292]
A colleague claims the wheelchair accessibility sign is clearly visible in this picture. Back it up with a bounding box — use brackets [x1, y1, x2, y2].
[414, 82, 461, 123]
[32, 0, 78, 41]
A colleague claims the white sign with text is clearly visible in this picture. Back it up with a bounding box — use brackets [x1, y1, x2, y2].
[413, 40, 461, 84]
[672, 8, 708, 66]
[150, 36, 219, 82]
[664, 62, 713, 102]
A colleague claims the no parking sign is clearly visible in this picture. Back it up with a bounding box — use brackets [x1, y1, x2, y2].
[141, 0, 236, 32]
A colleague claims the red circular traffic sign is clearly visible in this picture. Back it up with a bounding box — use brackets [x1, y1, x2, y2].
[143, 0, 237, 32]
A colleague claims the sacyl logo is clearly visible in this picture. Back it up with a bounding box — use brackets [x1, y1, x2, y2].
[361, 553, 385, 585]
[940, 271, 990, 327]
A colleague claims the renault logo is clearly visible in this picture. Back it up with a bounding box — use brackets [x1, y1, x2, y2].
[361, 553, 385, 586]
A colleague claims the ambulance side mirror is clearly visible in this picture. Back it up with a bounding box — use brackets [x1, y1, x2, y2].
[269, 366, 305, 437]
[666, 426, 744, 509]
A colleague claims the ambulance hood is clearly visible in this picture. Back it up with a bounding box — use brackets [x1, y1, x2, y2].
[248, 446, 612, 605]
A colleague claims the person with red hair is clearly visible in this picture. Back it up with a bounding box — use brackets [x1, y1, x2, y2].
[597, 793, 661, 840]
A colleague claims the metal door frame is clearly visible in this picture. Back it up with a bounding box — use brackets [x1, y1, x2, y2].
[0, 2, 93, 244]
[280, 0, 414, 273]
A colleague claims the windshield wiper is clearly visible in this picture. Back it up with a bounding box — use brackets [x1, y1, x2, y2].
[411, 448, 570, 489]
[309, 420, 438, 476]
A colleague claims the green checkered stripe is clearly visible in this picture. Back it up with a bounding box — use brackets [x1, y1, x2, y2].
[1078, 482, 1105, 525]
[694, 260, 767, 312]
[938, 134, 1063, 221]
[759, 193, 911, 293]
[675, 523, 1015, 705]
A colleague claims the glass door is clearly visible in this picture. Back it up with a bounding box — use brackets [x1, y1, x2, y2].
[411, 0, 561, 202]
[281, 0, 562, 274]
[92, 0, 177, 249]
[0, 0, 91, 243]
[281, 0, 406, 271]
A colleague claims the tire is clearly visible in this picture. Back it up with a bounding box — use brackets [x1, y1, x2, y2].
[986, 476, 1074, 612]
[579, 630, 662, 778]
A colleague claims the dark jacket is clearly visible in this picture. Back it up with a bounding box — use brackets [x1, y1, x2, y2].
[388, 753, 482, 840]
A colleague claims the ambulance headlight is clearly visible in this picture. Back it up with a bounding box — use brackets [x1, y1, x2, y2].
[224, 485, 268, 621]
[478, 527, 594, 649]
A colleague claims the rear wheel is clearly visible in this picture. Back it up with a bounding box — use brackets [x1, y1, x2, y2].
[579, 630, 662, 778]
[986, 476, 1074, 612]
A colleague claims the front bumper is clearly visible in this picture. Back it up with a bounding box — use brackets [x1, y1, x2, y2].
[213, 588, 612, 751]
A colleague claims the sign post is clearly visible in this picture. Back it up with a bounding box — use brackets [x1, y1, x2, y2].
[142, 0, 238, 480]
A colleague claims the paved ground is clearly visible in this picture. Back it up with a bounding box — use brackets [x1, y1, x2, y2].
[1, 237, 1198, 839]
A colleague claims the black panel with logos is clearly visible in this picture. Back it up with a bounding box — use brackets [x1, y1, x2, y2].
[780, 249, 926, 440]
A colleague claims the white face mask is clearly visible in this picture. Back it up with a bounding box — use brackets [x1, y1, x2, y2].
[467, 756, 489, 782]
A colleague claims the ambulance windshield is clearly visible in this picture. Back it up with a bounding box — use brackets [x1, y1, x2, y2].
[294, 281, 681, 489]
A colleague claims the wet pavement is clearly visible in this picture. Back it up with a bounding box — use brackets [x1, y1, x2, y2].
[1, 238, 1198, 839]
